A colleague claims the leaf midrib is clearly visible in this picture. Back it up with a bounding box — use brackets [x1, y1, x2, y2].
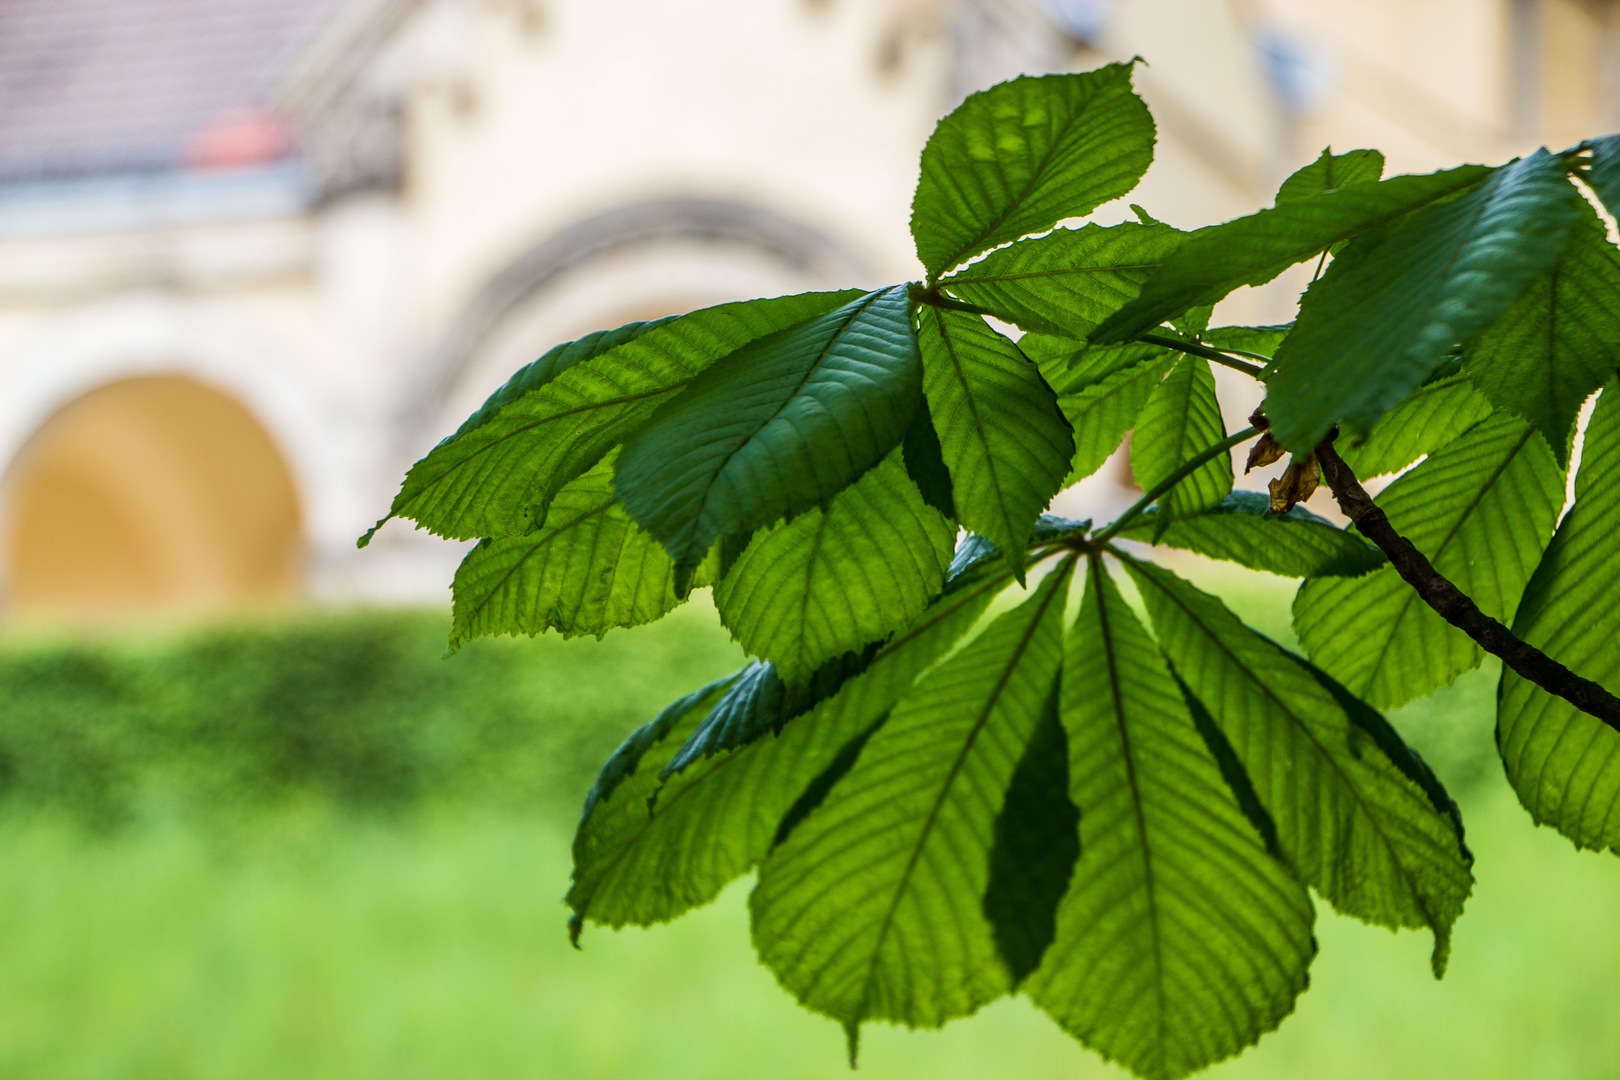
[1090, 558, 1168, 1062]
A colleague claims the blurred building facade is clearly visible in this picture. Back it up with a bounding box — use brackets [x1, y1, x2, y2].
[0, 0, 1615, 615]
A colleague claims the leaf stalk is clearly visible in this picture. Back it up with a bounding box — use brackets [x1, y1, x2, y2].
[1138, 334, 1268, 379]
[1092, 426, 1259, 546]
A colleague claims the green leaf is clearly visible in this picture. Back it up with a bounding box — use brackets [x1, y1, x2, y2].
[617, 287, 922, 586]
[1266, 151, 1582, 450]
[1130, 355, 1232, 533]
[567, 548, 1013, 934]
[750, 560, 1074, 1034]
[911, 65, 1155, 277]
[1026, 563, 1315, 1080]
[381, 290, 860, 541]
[1499, 382, 1620, 853]
[1275, 148, 1386, 205]
[1093, 164, 1492, 344]
[1296, 415, 1564, 708]
[1336, 373, 1494, 479]
[940, 222, 1183, 339]
[447, 316, 679, 443]
[447, 450, 704, 648]
[1586, 135, 1620, 222]
[661, 651, 872, 780]
[1118, 490, 1383, 578]
[1465, 198, 1620, 466]
[1035, 341, 1176, 483]
[713, 452, 955, 686]
[1123, 556, 1473, 974]
[917, 307, 1075, 581]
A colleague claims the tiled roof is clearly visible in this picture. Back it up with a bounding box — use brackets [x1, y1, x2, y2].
[0, 0, 346, 183]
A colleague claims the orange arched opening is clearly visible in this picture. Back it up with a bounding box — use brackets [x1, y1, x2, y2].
[1, 376, 302, 616]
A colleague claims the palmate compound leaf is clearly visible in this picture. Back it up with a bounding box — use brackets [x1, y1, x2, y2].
[1025, 559, 1315, 1080]
[750, 558, 1075, 1041]
[939, 222, 1184, 340]
[916, 307, 1075, 581]
[1092, 164, 1493, 344]
[1129, 355, 1231, 535]
[911, 64, 1155, 278]
[1273, 147, 1386, 205]
[1335, 372, 1494, 479]
[1266, 151, 1582, 451]
[713, 451, 956, 687]
[1499, 381, 1620, 853]
[375, 290, 860, 542]
[1201, 323, 1291, 364]
[1023, 335, 1175, 484]
[448, 449, 716, 648]
[1465, 196, 1620, 466]
[616, 286, 921, 589]
[1121, 556, 1474, 976]
[567, 538, 1015, 936]
[1117, 490, 1383, 579]
[1295, 414, 1564, 709]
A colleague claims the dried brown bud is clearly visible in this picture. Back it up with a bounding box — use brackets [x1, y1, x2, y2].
[1268, 452, 1321, 514]
[1248, 406, 1271, 432]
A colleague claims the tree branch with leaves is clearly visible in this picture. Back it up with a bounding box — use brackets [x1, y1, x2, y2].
[365, 61, 1620, 1080]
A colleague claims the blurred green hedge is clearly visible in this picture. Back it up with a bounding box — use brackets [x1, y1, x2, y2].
[0, 606, 742, 824]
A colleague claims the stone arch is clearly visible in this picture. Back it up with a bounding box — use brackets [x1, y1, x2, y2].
[1, 375, 303, 615]
[415, 197, 873, 439]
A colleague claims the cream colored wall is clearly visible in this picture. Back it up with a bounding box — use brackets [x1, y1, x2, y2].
[399, 0, 950, 338]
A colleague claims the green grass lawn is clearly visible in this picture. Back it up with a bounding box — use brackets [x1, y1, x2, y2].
[1, 577, 1617, 1079]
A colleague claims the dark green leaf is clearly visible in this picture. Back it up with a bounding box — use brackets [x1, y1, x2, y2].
[1118, 490, 1383, 578]
[1035, 341, 1176, 484]
[1027, 564, 1314, 1080]
[1130, 355, 1232, 534]
[713, 452, 955, 686]
[448, 450, 710, 648]
[1266, 151, 1582, 450]
[1465, 197, 1620, 466]
[1499, 381, 1620, 854]
[617, 287, 921, 586]
[661, 651, 872, 780]
[750, 561, 1074, 1033]
[1296, 415, 1564, 708]
[1123, 556, 1474, 973]
[1275, 148, 1386, 205]
[380, 290, 860, 541]
[941, 222, 1182, 339]
[1335, 373, 1494, 478]
[567, 553, 1012, 934]
[917, 307, 1074, 581]
[911, 65, 1155, 277]
[1093, 164, 1492, 344]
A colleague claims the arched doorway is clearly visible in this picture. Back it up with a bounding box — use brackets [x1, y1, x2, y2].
[1, 376, 302, 616]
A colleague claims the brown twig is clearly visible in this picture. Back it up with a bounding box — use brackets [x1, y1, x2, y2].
[1314, 435, 1620, 733]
